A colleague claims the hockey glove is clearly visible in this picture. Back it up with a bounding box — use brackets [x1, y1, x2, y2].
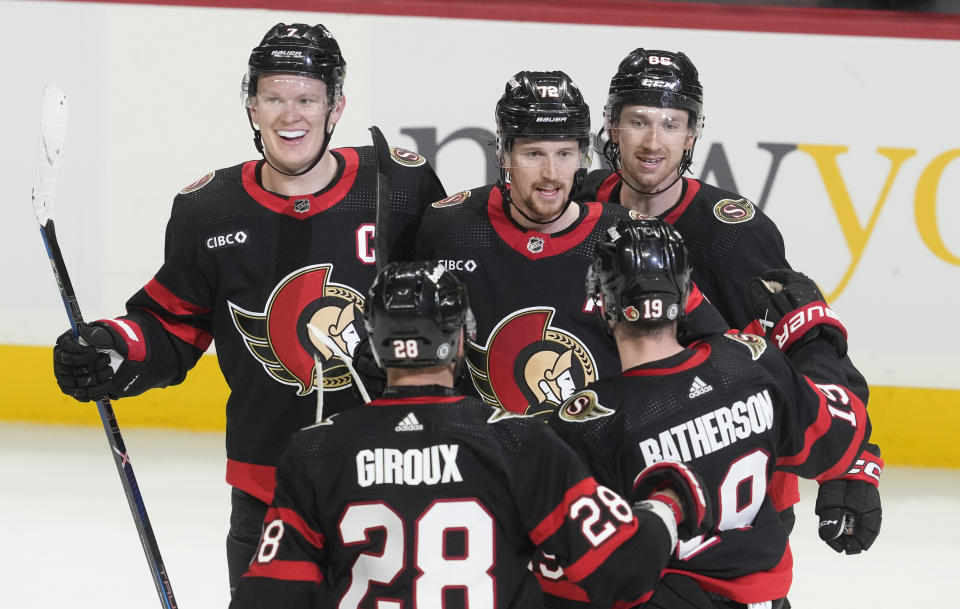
[53, 321, 141, 401]
[815, 444, 883, 554]
[747, 269, 848, 357]
[634, 461, 713, 540]
[351, 337, 386, 401]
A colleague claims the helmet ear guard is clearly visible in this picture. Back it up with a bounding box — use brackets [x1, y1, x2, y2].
[589, 217, 692, 333]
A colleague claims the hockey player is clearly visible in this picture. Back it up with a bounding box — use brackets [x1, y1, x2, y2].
[230, 260, 712, 609]
[50, 23, 445, 594]
[588, 48, 877, 552]
[412, 70, 727, 414]
[543, 217, 880, 608]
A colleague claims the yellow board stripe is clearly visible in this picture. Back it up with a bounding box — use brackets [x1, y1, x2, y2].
[4, 344, 957, 468]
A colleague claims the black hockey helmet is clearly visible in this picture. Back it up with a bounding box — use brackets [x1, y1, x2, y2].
[364, 261, 476, 368]
[496, 70, 591, 161]
[588, 216, 692, 329]
[602, 49, 704, 175]
[245, 23, 346, 103]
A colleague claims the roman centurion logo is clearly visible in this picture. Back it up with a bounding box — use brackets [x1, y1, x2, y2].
[389, 147, 426, 167]
[466, 307, 597, 414]
[713, 198, 756, 224]
[228, 264, 365, 394]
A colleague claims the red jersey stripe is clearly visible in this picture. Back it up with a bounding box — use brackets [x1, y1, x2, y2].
[243, 559, 324, 584]
[138, 308, 213, 351]
[144, 278, 212, 316]
[529, 477, 598, 545]
[227, 458, 277, 504]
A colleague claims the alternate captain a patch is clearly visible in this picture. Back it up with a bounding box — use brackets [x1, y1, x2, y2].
[713, 198, 755, 224]
[390, 147, 426, 167]
[180, 171, 215, 194]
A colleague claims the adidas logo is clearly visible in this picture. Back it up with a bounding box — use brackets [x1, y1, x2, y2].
[395, 412, 424, 432]
[688, 376, 713, 398]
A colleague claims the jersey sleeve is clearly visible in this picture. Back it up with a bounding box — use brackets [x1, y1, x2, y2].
[230, 438, 329, 609]
[713, 217, 790, 330]
[764, 346, 871, 482]
[513, 422, 672, 606]
[678, 281, 731, 345]
[387, 155, 445, 262]
[108, 193, 215, 396]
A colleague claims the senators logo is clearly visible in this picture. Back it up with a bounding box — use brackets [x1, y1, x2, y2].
[723, 331, 767, 361]
[179, 171, 215, 194]
[389, 147, 426, 167]
[713, 198, 756, 224]
[466, 307, 597, 413]
[228, 264, 365, 395]
[558, 390, 614, 423]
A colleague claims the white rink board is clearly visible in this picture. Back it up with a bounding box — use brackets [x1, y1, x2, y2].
[1, 1, 958, 389]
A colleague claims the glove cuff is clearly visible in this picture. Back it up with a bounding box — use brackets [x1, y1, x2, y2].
[97, 318, 147, 362]
[634, 499, 679, 552]
[835, 447, 883, 486]
[771, 300, 847, 353]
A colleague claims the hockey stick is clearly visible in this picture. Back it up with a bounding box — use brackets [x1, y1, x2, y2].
[31, 86, 178, 609]
[369, 126, 392, 272]
[307, 323, 372, 403]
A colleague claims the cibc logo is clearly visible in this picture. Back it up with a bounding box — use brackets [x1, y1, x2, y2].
[206, 230, 248, 250]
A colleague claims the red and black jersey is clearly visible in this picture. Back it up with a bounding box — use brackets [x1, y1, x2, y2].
[589, 173, 789, 332]
[229, 388, 676, 609]
[109, 147, 444, 504]
[415, 185, 728, 414]
[545, 333, 870, 605]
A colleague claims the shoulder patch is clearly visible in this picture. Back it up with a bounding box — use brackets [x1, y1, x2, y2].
[180, 171, 215, 194]
[713, 198, 755, 224]
[390, 147, 426, 167]
[431, 190, 471, 208]
[723, 332, 767, 361]
[558, 390, 614, 423]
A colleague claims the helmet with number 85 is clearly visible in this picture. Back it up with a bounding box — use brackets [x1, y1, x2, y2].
[601, 48, 704, 177]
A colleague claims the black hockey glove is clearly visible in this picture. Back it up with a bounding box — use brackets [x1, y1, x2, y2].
[351, 337, 386, 401]
[747, 269, 848, 357]
[634, 461, 713, 541]
[816, 444, 883, 554]
[53, 321, 138, 401]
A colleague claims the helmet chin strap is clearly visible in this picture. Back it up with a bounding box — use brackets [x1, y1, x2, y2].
[248, 108, 336, 178]
[618, 169, 683, 197]
[498, 168, 585, 228]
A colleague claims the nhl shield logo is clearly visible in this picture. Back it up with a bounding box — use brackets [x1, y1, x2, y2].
[527, 236, 545, 254]
[293, 199, 311, 214]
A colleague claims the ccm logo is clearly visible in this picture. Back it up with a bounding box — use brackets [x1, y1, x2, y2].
[774, 304, 841, 349]
[206, 231, 248, 249]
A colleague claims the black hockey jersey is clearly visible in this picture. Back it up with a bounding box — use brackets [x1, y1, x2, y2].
[546, 333, 871, 604]
[230, 389, 676, 609]
[415, 185, 728, 414]
[110, 147, 444, 503]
